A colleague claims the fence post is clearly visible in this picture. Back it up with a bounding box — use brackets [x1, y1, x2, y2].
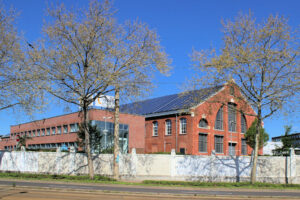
[170, 149, 176, 177]
[56, 147, 62, 174]
[290, 148, 295, 184]
[69, 149, 76, 175]
[131, 148, 137, 177]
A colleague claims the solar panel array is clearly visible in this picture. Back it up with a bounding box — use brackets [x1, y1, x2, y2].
[120, 85, 223, 116]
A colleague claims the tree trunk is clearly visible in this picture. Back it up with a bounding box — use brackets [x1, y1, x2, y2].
[113, 87, 120, 180]
[250, 108, 261, 184]
[83, 104, 94, 179]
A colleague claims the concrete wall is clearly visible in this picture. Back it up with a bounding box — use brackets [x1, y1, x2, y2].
[0, 149, 299, 184]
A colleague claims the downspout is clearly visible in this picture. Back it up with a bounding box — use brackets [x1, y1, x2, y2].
[175, 114, 178, 153]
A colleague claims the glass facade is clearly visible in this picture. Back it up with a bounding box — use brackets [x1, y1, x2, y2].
[91, 120, 129, 154]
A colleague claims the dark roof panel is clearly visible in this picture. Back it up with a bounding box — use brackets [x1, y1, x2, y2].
[120, 85, 223, 116]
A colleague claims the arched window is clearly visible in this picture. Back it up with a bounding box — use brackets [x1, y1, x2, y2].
[214, 106, 223, 130]
[241, 113, 247, 133]
[228, 103, 237, 132]
[165, 120, 172, 135]
[199, 119, 208, 128]
[180, 118, 187, 134]
[153, 121, 158, 136]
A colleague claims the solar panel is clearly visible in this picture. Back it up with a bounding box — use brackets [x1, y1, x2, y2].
[120, 85, 223, 116]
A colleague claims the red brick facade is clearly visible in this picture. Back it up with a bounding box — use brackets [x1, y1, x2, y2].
[144, 84, 262, 156]
[0, 109, 145, 153]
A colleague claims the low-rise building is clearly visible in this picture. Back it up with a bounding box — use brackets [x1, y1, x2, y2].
[0, 83, 262, 156]
[0, 109, 145, 153]
[272, 133, 300, 148]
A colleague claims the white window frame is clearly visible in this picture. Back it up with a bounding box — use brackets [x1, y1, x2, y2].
[180, 118, 187, 134]
[165, 120, 172, 135]
[153, 121, 158, 136]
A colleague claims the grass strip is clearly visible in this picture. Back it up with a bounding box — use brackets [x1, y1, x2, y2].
[142, 180, 300, 189]
[0, 172, 115, 182]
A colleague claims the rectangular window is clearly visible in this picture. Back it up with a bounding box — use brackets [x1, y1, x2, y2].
[32, 130, 36, 137]
[70, 124, 79, 132]
[42, 129, 45, 136]
[52, 127, 56, 135]
[214, 135, 224, 153]
[28, 131, 31, 137]
[180, 118, 187, 134]
[63, 125, 68, 133]
[57, 126, 62, 134]
[46, 128, 50, 135]
[37, 129, 40, 137]
[242, 139, 247, 155]
[153, 121, 158, 136]
[199, 133, 207, 152]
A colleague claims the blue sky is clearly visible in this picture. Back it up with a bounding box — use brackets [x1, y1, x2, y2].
[0, 0, 299, 138]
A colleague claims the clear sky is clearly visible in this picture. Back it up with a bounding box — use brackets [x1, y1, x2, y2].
[0, 0, 299, 138]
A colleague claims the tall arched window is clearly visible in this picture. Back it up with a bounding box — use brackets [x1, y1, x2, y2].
[214, 106, 223, 130]
[199, 119, 208, 128]
[228, 103, 237, 132]
[153, 121, 158, 136]
[241, 113, 247, 133]
[165, 120, 172, 135]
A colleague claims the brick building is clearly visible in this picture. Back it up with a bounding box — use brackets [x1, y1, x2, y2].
[121, 83, 260, 156]
[0, 109, 145, 153]
[0, 83, 261, 156]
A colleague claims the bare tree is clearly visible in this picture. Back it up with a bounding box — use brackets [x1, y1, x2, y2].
[29, 0, 170, 179]
[191, 12, 299, 183]
[0, 5, 43, 113]
[109, 17, 171, 179]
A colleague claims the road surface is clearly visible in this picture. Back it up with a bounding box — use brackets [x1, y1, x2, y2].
[0, 179, 299, 199]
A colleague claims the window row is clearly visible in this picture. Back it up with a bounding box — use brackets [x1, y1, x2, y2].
[11, 123, 79, 139]
[152, 118, 187, 136]
[27, 142, 77, 149]
[198, 133, 247, 155]
[4, 142, 77, 151]
[214, 104, 247, 133]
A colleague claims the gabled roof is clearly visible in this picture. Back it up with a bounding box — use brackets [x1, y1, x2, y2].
[120, 85, 223, 116]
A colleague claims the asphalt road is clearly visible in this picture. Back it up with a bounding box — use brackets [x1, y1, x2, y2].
[1, 188, 294, 200]
[0, 179, 299, 199]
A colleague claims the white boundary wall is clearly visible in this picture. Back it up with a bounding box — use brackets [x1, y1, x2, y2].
[0, 149, 299, 184]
